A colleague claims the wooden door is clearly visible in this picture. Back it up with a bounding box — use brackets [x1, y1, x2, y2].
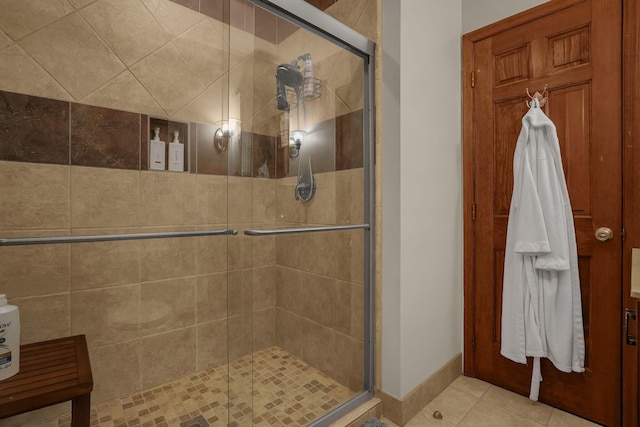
[463, 0, 622, 425]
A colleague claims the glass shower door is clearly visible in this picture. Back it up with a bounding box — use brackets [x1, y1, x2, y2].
[227, 0, 375, 425]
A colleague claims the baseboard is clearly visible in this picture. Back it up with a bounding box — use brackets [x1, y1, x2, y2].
[378, 353, 462, 426]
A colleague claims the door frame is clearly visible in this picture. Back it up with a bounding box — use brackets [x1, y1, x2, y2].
[622, 0, 640, 425]
[462, 0, 639, 424]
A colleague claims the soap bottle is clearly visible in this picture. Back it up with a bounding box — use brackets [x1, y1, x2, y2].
[168, 130, 184, 172]
[0, 294, 19, 381]
[149, 127, 166, 170]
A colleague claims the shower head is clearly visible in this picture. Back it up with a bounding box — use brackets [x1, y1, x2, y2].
[275, 63, 303, 111]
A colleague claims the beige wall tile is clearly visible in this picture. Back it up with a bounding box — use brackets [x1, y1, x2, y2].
[276, 266, 301, 315]
[80, 0, 168, 66]
[227, 177, 252, 223]
[227, 228, 252, 271]
[71, 284, 139, 347]
[172, 76, 224, 126]
[275, 177, 305, 224]
[325, 0, 367, 30]
[252, 234, 276, 267]
[252, 266, 275, 311]
[0, 161, 70, 230]
[275, 233, 302, 269]
[140, 236, 196, 282]
[0, 0, 75, 40]
[140, 0, 205, 39]
[13, 294, 70, 344]
[304, 172, 336, 225]
[140, 327, 196, 389]
[173, 18, 226, 87]
[253, 307, 276, 351]
[140, 171, 196, 226]
[130, 42, 205, 115]
[140, 277, 196, 336]
[301, 318, 335, 378]
[301, 272, 335, 328]
[228, 270, 252, 317]
[0, 44, 72, 101]
[300, 232, 335, 277]
[196, 272, 227, 323]
[354, 0, 378, 42]
[71, 167, 140, 228]
[195, 234, 228, 275]
[334, 229, 364, 283]
[0, 243, 70, 299]
[20, 13, 125, 100]
[228, 314, 252, 361]
[195, 174, 227, 225]
[276, 308, 302, 358]
[196, 319, 227, 370]
[0, 29, 12, 50]
[89, 340, 141, 404]
[81, 71, 166, 117]
[69, 0, 98, 8]
[335, 281, 364, 340]
[71, 239, 139, 290]
[252, 178, 276, 224]
[336, 169, 364, 224]
[334, 332, 364, 391]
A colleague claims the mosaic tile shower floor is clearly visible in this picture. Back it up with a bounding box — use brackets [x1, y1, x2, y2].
[37, 347, 357, 427]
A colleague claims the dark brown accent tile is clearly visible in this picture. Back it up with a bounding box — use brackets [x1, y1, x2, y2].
[252, 132, 276, 178]
[141, 114, 148, 171]
[277, 17, 298, 43]
[71, 103, 140, 170]
[196, 123, 227, 176]
[230, 0, 248, 30]
[254, 5, 277, 43]
[170, 0, 199, 12]
[305, 0, 335, 11]
[275, 135, 289, 179]
[335, 109, 364, 171]
[0, 90, 69, 165]
[200, 0, 224, 21]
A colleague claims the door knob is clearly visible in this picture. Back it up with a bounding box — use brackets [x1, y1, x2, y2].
[595, 227, 614, 242]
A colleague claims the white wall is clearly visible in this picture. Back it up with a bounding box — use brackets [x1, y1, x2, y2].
[462, 0, 548, 33]
[381, 0, 463, 399]
[380, 0, 552, 401]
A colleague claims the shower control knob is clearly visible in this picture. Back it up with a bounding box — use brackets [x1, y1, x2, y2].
[595, 227, 614, 242]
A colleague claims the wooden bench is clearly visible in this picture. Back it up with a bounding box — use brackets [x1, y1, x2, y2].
[0, 335, 93, 427]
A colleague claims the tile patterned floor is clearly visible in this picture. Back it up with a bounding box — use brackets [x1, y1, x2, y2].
[30, 346, 357, 427]
[382, 376, 604, 427]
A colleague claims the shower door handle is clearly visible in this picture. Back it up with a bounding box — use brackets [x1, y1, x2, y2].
[244, 224, 370, 236]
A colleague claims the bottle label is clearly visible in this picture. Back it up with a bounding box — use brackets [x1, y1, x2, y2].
[0, 350, 11, 366]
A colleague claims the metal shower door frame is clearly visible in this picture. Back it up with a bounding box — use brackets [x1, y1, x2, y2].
[247, 1, 376, 425]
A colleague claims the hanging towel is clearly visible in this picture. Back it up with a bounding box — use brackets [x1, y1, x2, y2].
[500, 98, 585, 401]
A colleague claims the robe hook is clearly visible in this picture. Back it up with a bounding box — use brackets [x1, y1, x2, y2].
[526, 84, 548, 108]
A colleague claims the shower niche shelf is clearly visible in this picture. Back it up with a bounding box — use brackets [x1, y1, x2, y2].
[147, 117, 191, 172]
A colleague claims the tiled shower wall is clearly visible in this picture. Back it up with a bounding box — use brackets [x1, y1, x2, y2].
[0, 87, 365, 400]
[0, 89, 279, 411]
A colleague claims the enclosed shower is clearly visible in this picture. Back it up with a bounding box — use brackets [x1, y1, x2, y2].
[0, 0, 374, 426]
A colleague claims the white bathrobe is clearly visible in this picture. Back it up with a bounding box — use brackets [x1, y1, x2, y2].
[500, 99, 585, 401]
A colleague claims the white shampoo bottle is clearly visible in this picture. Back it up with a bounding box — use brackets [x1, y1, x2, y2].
[150, 127, 166, 170]
[168, 130, 184, 172]
[0, 294, 19, 381]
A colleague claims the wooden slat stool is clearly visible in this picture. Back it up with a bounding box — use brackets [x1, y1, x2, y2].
[0, 335, 93, 427]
